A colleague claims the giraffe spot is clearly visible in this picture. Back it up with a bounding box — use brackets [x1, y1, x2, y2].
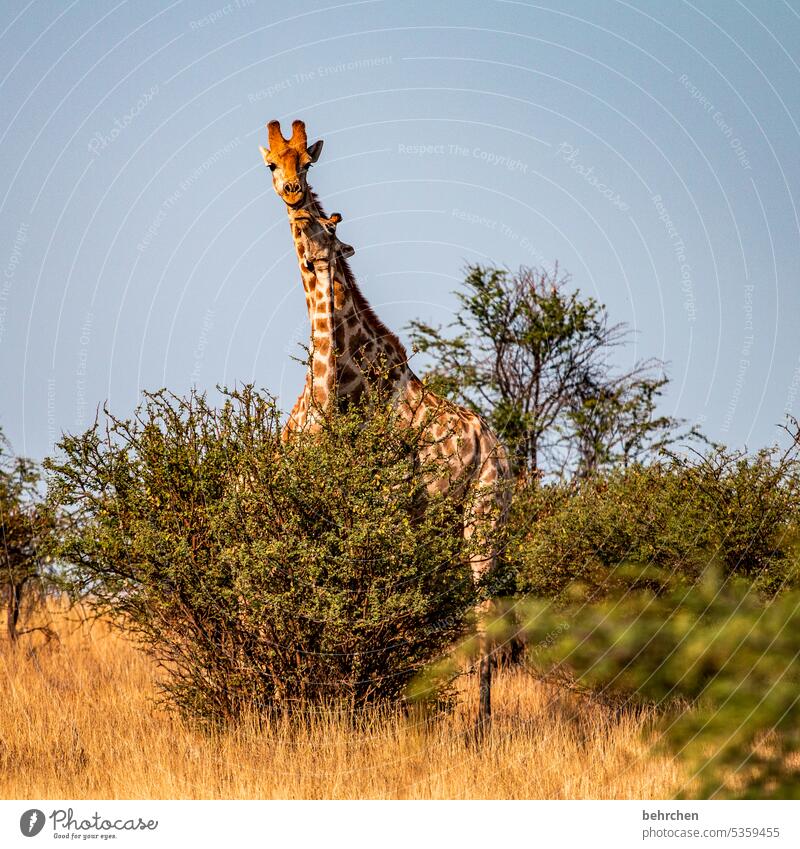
[333, 280, 346, 309]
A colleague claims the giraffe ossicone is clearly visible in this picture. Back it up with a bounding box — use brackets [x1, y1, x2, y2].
[262, 119, 511, 728]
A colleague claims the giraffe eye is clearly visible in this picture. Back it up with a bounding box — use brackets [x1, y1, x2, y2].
[268, 163, 277, 172]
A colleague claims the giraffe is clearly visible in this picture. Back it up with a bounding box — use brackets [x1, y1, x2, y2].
[260, 119, 511, 726]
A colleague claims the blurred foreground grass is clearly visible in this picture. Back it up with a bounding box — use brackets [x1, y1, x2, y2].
[515, 574, 800, 798]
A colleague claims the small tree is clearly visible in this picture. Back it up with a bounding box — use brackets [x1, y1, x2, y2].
[408, 264, 681, 479]
[1, 432, 56, 643]
[46, 387, 478, 722]
[565, 369, 685, 477]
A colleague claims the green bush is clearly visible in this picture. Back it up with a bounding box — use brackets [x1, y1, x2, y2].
[517, 574, 800, 798]
[501, 438, 800, 797]
[511, 443, 800, 600]
[1, 431, 58, 643]
[45, 387, 477, 722]
[682, 444, 800, 589]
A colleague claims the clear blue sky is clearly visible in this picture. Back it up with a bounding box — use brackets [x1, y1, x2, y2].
[1, 0, 798, 460]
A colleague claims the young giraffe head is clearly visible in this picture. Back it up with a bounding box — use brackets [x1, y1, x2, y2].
[290, 210, 354, 270]
[260, 119, 323, 208]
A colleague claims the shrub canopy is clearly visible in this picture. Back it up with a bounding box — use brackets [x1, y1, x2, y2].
[46, 387, 478, 722]
[510, 443, 800, 601]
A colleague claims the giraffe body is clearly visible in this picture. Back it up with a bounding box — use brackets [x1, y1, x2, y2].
[261, 120, 511, 725]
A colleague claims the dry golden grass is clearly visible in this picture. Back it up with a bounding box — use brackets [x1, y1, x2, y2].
[0, 610, 682, 799]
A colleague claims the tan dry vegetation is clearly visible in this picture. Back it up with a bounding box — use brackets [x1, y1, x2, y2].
[0, 609, 682, 799]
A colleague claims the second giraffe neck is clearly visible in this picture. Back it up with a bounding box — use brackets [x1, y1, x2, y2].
[285, 191, 413, 400]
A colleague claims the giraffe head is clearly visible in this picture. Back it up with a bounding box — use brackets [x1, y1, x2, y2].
[260, 119, 323, 208]
[291, 210, 355, 269]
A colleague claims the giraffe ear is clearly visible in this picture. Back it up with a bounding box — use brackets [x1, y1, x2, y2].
[259, 145, 271, 165]
[307, 139, 324, 163]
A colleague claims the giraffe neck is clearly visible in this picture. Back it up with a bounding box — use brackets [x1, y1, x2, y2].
[287, 206, 336, 410]
[285, 190, 412, 406]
